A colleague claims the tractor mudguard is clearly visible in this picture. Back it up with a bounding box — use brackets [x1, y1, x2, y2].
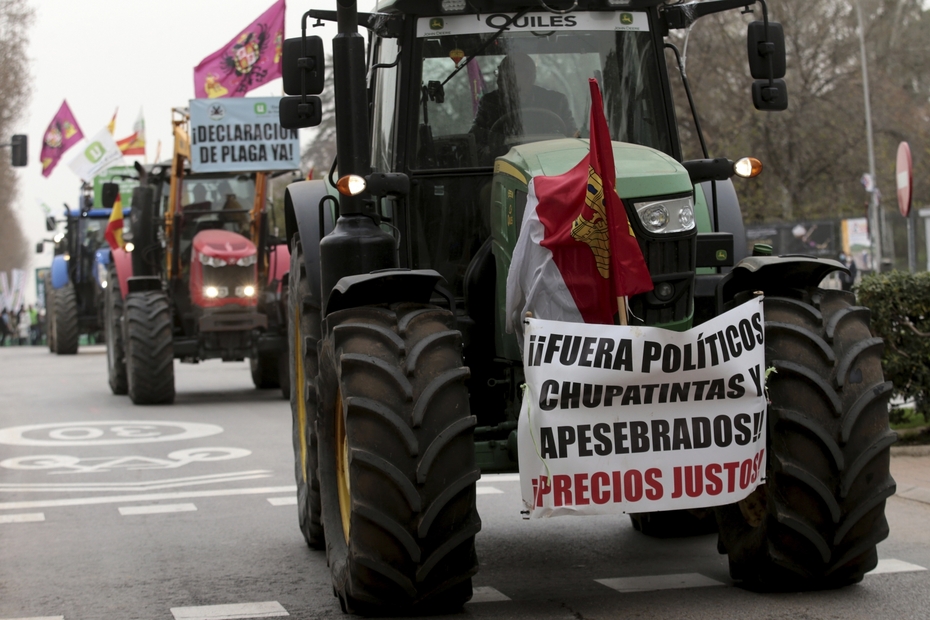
[325, 269, 444, 316]
[716, 255, 848, 311]
[284, 179, 336, 308]
[50, 255, 69, 289]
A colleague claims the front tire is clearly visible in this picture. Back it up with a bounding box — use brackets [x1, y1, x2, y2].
[105, 268, 127, 395]
[53, 283, 79, 355]
[289, 237, 324, 549]
[125, 290, 175, 405]
[318, 303, 480, 614]
[716, 288, 895, 590]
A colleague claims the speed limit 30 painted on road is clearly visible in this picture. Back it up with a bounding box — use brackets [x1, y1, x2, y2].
[0, 421, 224, 447]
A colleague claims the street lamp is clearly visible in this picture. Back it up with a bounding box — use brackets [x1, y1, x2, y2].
[855, 0, 882, 271]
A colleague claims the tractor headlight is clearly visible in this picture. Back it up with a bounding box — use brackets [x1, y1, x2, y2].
[97, 263, 108, 289]
[235, 255, 257, 267]
[204, 286, 229, 299]
[199, 253, 227, 268]
[235, 285, 256, 298]
[633, 196, 695, 234]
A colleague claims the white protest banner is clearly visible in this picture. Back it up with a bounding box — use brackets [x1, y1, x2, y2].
[189, 98, 300, 173]
[68, 127, 125, 183]
[518, 297, 767, 518]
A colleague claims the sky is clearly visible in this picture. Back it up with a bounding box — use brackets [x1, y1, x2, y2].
[11, 0, 373, 304]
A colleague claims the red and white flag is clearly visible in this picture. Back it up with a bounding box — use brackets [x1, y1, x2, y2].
[506, 79, 653, 340]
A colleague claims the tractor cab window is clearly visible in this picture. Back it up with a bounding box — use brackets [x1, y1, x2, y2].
[178, 175, 256, 271]
[415, 12, 671, 169]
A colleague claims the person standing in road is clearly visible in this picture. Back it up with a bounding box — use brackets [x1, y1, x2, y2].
[28, 304, 38, 345]
[0, 308, 10, 346]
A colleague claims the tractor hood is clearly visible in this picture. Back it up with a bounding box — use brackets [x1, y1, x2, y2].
[190, 229, 259, 309]
[494, 138, 692, 200]
[192, 229, 256, 262]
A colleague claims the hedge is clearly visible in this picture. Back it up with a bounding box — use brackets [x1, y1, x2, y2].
[857, 271, 930, 422]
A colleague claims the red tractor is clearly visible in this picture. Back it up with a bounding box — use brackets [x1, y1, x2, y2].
[104, 109, 291, 404]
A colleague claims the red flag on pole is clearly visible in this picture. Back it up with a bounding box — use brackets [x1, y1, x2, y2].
[508, 79, 652, 328]
[193, 0, 286, 99]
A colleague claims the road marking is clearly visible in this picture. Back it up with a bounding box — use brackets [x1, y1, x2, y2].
[480, 473, 520, 482]
[0, 471, 273, 493]
[869, 559, 927, 575]
[476, 487, 504, 495]
[267, 497, 296, 506]
[0, 616, 64, 620]
[0, 512, 45, 524]
[0, 485, 297, 511]
[170, 601, 288, 619]
[468, 586, 511, 603]
[119, 503, 197, 516]
[0, 421, 223, 447]
[0, 447, 251, 474]
[596, 573, 725, 593]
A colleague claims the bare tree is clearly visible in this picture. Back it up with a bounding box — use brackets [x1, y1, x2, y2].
[0, 0, 34, 274]
[300, 55, 336, 180]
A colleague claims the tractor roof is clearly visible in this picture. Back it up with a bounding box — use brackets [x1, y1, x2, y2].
[376, 0, 666, 15]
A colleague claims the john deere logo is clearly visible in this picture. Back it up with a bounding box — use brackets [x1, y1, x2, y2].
[620, 13, 634, 25]
[716, 249, 729, 262]
[254, 102, 267, 115]
[430, 18, 444, 30]
[85, 142, 105, 163]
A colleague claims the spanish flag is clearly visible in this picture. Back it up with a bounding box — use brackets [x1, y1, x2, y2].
[104, 194, 126, 250]
[506, 79, 653, 335]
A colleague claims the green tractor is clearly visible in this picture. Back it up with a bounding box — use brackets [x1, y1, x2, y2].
[279, 0, 894, 613]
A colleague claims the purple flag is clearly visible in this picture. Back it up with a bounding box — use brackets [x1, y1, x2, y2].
[40, 100, 84, 178]
[193, 0, 285, 99]
[466, 59, 486, 116]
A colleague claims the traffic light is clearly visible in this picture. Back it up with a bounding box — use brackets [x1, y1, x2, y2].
[11, 134, 27, 167]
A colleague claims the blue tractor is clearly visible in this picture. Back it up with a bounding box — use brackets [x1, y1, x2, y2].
[40, 168, 136, 354]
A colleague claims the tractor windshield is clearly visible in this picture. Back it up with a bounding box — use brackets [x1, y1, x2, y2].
[416, 11, 671, 169]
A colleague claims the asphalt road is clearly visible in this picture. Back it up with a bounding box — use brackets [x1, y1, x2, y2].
[2, 345, 930, 620]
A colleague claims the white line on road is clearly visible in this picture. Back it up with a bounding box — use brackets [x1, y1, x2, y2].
[170, 601, 288, 619]
[480, 473, 520, 482]
[119, 503, 198, 516]
[869, 559, 927, 575]
[267, 496, 296, 506]
[0, 485, 297, 511]
[468, 586, 512, 603]
[0, 616, 64, 620]
[0, 512, 45, 524]
[476, 487, 504, 495]
[0, 470, 273, 493]
[596, 573, 725, 593]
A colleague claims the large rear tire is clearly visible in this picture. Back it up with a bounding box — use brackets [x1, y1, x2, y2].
[53, 283, 79, 355]
[716, 288, 895, 590]
[105, 268, 128, 395]
[318, 303, 480, 614]
[125, 290, 175, 405]
[289, 237, 324, 549]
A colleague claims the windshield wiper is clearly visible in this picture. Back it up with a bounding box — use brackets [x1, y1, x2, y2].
[437, 7, 532, 90]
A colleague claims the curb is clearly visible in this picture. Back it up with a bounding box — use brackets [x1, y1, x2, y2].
[891, 445, 930, 457]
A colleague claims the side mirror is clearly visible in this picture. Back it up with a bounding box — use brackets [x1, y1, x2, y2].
[11, 134, 27, 167]
[45, 215, 56, 232]
[101, 182, 120, 209]
[752, 79, 789, 111]
[36, 241, 44, 254]
[279, 95, 322, 129]
[747, 21, 786, 80]
[282, 36, 325, 96]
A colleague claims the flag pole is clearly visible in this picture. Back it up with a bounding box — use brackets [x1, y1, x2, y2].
[617, 297, 627, 326]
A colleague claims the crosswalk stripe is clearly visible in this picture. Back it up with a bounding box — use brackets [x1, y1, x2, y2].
[869, 559, 927, 575]
[468, 586, 511, 603]
[0, 512, 45, 524]
[119, 503, 197, 516]
[596, 573, 725, 593]
[267, 497, 297, 506]
[170, 601, 288, 619]
[476, 487, 504, 495]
